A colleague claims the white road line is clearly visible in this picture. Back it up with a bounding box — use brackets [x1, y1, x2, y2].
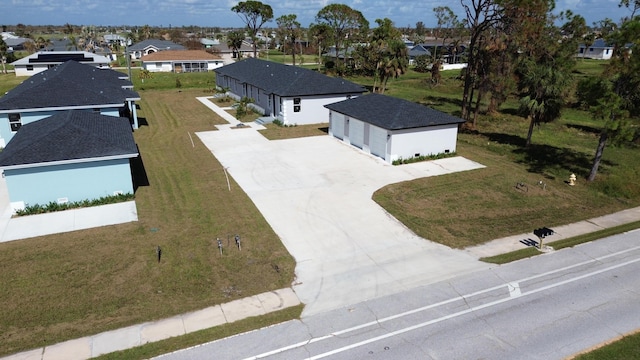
[307, 256, 640, 360]
[241, 245, 640, 360]
[508, 282, 521, 297]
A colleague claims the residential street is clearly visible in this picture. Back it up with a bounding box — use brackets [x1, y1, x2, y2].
[155, 231, 640, 360]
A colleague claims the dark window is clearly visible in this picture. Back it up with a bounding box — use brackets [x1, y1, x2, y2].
[294, 105, 301, 112]
[293, 97, 301, 104]
[26, 65, 34, 71]
[8, 113, 21, 132]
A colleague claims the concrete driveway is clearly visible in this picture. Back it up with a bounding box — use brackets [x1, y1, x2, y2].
[197, 128, 490, 316]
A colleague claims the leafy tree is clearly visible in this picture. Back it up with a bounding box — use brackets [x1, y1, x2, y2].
[308, 23, 333, 71]
[369, 18, 408, 93]
[226, 31, 245, 59]
[513, 2, 576, 147]
[619, 0, 640, 18]
[231, 0, 274, 58]
[315, 3, 369, 75]
[415, 21, 426, 37]
[433, 6, 463, 61]
[585, 17, 640, 181]
[0, 37, 8, 74]
[276, 14, 301, 65]
[460, 0, 504, 123]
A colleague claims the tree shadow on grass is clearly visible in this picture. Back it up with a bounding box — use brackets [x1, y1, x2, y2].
[513, 143, 616, 178]
[479, 131, 616, 178]
[565, 123, 601, 135]
[422, 95, 463, 109]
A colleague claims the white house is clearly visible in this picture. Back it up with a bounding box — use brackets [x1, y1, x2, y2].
[11, 51, 111, 76]
[128, 39, 185, 60]
[214, 58, 365, 125]
[578, 39, 613, 60]
[140, 50, 224, 72]
[325, 93, 465, 163]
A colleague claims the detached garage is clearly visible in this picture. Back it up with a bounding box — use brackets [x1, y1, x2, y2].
[325, 94, 465, 163]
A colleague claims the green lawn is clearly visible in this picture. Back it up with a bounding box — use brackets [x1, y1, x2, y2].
[0, 58, 638, 357]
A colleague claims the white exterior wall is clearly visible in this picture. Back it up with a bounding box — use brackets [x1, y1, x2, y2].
[281, 94, 358, 125]
[389, 124, 458, 162]
[14, 64, 51, 77]
[143, 61, 172, 72]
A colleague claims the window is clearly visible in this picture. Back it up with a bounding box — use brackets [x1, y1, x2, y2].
[26, 65, 34, 71]
[294, 105, 301, 112]
[8, 113, 21, 132]
[293, 98, 301, 112]
[293, 97, 301, 104]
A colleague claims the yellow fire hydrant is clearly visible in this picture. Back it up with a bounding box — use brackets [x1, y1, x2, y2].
[569, 173, 576, 186]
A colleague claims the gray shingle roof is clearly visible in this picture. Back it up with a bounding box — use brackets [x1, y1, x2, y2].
[0, 110, 138, 167]
[214, 58, 365, 97]
[128, 39, 185, 51]
[0, 60, 139, 111]
[324, 93, 465, 130]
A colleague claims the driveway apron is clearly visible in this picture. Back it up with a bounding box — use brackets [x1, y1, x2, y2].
[197, 129, 490, 316]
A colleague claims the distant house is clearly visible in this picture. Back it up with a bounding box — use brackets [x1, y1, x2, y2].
[208, 40, 254, 64]
[1, 32, 33, 51]
[104, 33, 127, 47]
[325, 93, 465, 163]
[0, 60, 140, 147]
[0, 111, 139, 213]
[11, 51, 111, 76]
[214, 58, 365, 125]
[128, 39, 185, 60]
[140, 50, 224, 72]
[578, 39, 613, 60]
[408, 44, 432, 65]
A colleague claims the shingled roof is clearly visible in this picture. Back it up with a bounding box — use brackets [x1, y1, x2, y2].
[0, 110, 138, 169]
[140, 50, 222, 61]
[324, 93, 465, 130]
[214, 58, 365, 97]
[128, 39, 185, 52]
[0, 60, 139, 112]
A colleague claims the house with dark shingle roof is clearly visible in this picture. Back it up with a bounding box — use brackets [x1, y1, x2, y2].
[0, 110, 139, 213]
[140, 50, 223, 72]
[214, 58, 366, 125]
[324, 93, 465, 163]
[11, 51, 111, 77]
[0, 60, 140, 147]
[128, 39, 185, 60]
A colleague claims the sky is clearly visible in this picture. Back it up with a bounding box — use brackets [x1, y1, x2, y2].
[0, 0, 635, 30]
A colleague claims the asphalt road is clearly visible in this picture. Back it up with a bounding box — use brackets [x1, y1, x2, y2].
[155, 230, 640, 360]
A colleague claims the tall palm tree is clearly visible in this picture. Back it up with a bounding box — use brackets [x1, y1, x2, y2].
[227, 31, 245, 59]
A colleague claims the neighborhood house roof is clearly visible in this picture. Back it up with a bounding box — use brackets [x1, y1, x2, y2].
[140, 50, 222, 61]
[324, 93, 465, 130]
[215, 58, 365, 97]
[0, 110, 138, 169]
[128, 39, 185, 51]
[0, 60, 140, 112]
[11, 51, 111, 66]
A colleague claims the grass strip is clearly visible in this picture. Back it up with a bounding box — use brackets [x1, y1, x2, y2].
[94, 304, 304, 360]
[480, 220, 640, 264]
[570, 329, 640, 360]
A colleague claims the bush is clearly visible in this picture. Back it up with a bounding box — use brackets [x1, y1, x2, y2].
[575, 77, 609, 109]
[392, 151, 457, 165]
[14, 193, 135, 217]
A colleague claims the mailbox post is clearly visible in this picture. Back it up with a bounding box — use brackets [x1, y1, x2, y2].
[533, 227, 554, 249]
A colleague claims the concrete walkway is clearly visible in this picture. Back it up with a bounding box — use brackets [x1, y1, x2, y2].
[1, 288, 300, 360]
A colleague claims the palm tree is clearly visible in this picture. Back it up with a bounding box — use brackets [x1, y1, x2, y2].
[518, 61, 571, 147]
[226, 31, 245, 59]
[67, 35, 79, 51]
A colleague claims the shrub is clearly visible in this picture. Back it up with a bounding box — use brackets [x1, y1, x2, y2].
[392, 151, 457, 165]
[14, 193, 135, 217]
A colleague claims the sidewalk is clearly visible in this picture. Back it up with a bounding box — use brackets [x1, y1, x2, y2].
[1, 288, 301, 360]
[465, 206, 640, 258]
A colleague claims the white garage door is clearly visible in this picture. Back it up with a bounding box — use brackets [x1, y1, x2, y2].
[349, 119, 365, 149]
[369, 125, 387, 159]
[332, 114, 345, 140]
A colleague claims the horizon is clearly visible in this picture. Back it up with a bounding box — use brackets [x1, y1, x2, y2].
[1, 0, 635, 31]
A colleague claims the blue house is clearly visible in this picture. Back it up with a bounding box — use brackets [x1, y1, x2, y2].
[0, 60, 140, 147]
[0, 111, 139, 213]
